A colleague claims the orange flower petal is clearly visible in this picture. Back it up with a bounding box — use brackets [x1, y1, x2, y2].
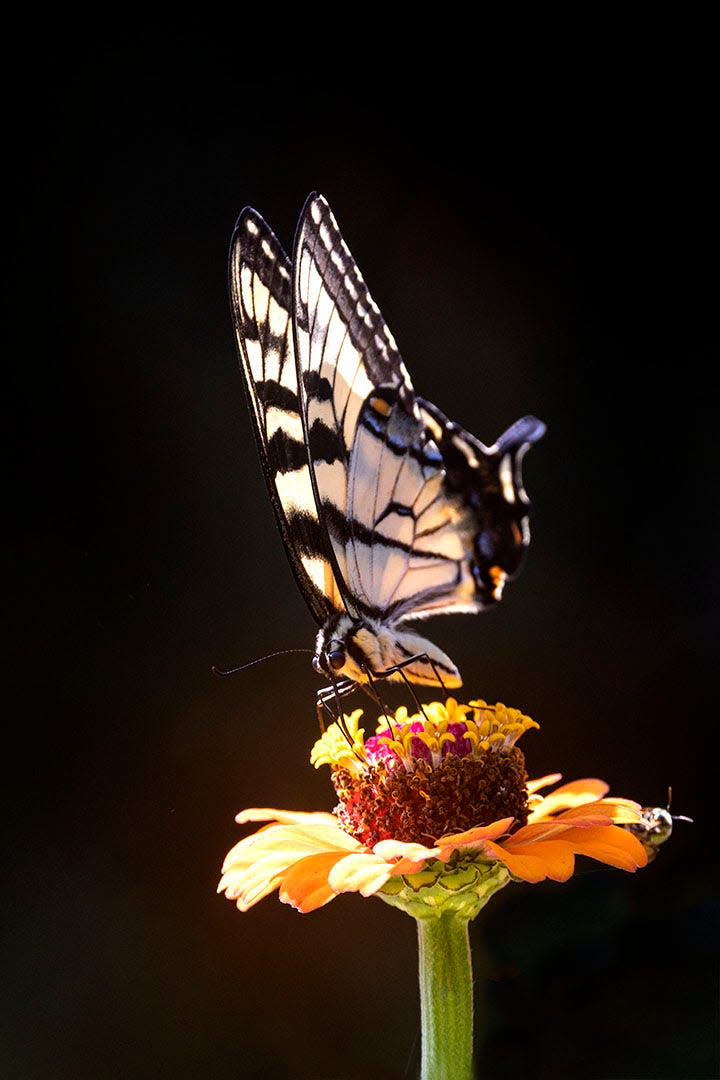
[481, 816, 648, 883]
[279, 851, 350, 912]
[507, 820, 583, 844]
[437, 817, 515, 852]
[482, 839, 575, 883]
[504, 839, 576, 882]
[556, 800, 643, 824]
[388, 856, 437, 876]
[565, 824, 648, 871]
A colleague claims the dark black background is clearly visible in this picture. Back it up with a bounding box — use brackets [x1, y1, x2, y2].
[6, 38, 718, 1080]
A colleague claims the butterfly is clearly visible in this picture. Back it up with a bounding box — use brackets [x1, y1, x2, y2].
[229, 193, 545, 710]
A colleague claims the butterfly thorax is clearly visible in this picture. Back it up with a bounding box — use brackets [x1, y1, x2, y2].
[313, 612, 462, 688]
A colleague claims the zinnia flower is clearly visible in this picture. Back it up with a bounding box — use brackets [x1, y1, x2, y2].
[218, 698, 648, 916]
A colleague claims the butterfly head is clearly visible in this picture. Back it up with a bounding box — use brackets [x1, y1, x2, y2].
[314, 615, 370, 683]
[312, 641, 348, 675]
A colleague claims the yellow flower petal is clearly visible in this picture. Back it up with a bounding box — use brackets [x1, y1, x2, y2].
[528, 778, 609, 819]
[221, 821, 358, 873]
[236, 808, 340, 827]
[218, 868, 285, 910]
[373, 839, 440, 863]
[526, 773, 563, 794]
[328, 852, 398, 896]
[219, 817, 361, 911]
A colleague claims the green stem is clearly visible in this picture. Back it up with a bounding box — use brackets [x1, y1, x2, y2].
[416, 913, 475, 1080]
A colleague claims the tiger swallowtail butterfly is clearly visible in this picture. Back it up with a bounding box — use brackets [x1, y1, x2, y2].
[229, 193, 545, 708]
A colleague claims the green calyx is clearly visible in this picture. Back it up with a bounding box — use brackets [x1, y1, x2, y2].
[378, 856, 510, 920]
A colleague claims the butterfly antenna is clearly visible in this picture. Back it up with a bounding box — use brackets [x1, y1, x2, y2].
[212, 649, 314, 677]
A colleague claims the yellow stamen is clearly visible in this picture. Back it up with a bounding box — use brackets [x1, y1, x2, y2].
[311, 698, 539, 775]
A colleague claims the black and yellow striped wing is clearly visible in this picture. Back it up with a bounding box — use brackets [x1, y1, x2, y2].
[230, 193, 544, 690]
[229, 209, 345, 623]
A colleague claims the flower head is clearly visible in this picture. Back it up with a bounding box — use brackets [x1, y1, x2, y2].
[219, 699, 648, 915]
[312, 698, 537, 850]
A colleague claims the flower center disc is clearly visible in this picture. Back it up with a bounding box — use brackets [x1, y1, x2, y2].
[332, 746, 530, 847]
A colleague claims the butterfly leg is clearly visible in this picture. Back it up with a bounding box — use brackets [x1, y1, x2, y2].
[394, 665, 431, 723]
[359, 664, 399, 733]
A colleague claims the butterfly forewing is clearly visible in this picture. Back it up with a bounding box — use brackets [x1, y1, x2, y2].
[229, 209, 345, 621]
[292, 195, 423, 613]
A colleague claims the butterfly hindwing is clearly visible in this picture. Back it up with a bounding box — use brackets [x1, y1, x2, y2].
[412, 401, 546, 616]
[344, 386, 476, 619]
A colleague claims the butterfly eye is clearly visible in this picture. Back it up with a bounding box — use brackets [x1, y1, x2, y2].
[312, 644, 346, 675]
[326, 644, 346, 671]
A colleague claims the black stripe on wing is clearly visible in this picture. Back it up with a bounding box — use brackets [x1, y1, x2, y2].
[293, 192, 410, 617]
[345, 385, 477, 619]
[229, 208, 341, 624]
[294, 194, 412, 389]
